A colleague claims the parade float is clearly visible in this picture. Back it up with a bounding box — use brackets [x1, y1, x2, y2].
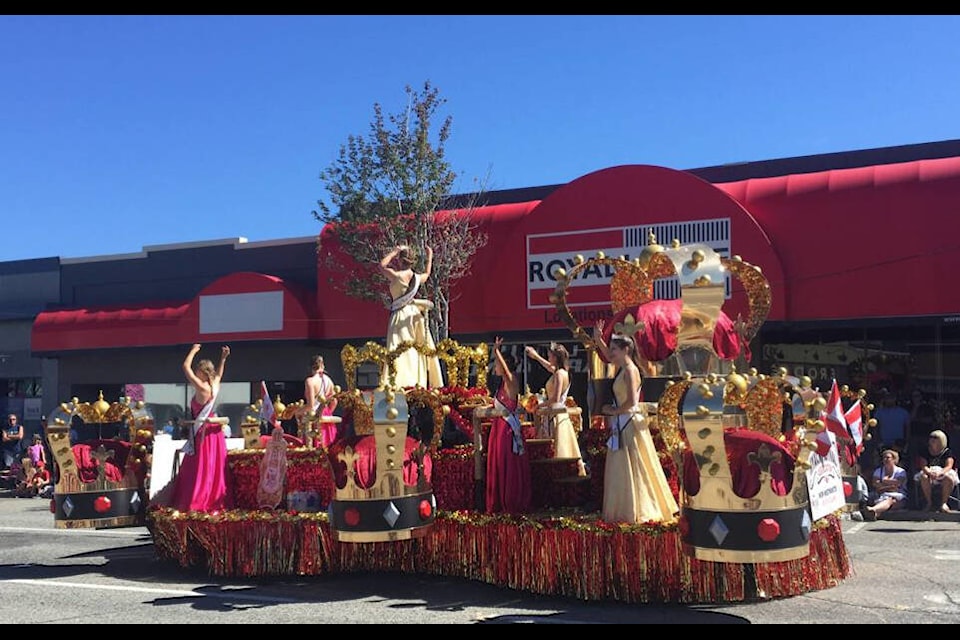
[144, 237, 866, 604]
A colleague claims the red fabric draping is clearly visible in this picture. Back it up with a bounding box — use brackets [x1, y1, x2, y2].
[71, 440, 129, 483]
[326, 435, 432, 489]
[603, 299, 750, 363]
[683, 428, 794, 498]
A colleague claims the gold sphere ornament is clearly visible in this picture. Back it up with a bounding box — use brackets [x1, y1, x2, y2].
[554, 266, 567, 279]
[800, 376, 812, 389]
[727, 373, 748, 394]
[573, 254, 584, 265]
[812, 397, 827, 412]
[777, 367, 788, 377]
[386, 407, 399, 420]
[442, 405, 451, 416]
[866, 418, 877, 428]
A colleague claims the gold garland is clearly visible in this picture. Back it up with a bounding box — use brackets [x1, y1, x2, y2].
[341, 339, 489, 392]
[403, 387, 446, 450]
[333, 390, 374, 436]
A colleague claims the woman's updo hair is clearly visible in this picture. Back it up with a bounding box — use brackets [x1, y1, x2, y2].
[549, 342, 570, 370]
[397, 246, 416, 268]
[609, 333, 635, 353]
[195, 358, 216, 380]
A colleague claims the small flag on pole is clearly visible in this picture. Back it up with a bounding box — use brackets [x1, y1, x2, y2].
[260, 381, 278, 428]
[845, 400, 864, 451]
[824, 379, 849, 441]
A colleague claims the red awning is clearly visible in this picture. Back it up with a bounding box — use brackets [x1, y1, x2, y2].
[32, 272, 315, 353]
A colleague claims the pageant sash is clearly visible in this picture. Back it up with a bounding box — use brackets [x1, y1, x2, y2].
[493, 394, 524, 455]
[389, 273, 421, 312]
[311, 373, 336, 415]
[180, 392, 217, 456]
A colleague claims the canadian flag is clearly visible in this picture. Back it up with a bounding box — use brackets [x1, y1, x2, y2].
[824, 379, 849, 441]
[259, 381, 279, 428]
[845, 400, 864, 451]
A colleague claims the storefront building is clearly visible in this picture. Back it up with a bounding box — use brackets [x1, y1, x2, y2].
[23, 139, 960, 438]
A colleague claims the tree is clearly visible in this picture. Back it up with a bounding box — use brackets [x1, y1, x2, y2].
[313, 80, 489, 341]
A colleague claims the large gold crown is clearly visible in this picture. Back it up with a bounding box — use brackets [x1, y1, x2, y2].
[656, 370, 820, 562]
[322, 340, 488, 542]
[45, 392, 154, 529]
[552, 240, 862, 562]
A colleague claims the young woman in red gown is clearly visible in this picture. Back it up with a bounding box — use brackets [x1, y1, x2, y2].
[485, 337, 532, 514]
[170, 343, 235, 513]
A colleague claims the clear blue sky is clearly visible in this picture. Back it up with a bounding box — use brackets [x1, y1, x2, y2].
[3, 14, 959, 262]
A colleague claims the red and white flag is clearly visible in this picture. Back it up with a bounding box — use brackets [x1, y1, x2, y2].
[823, 379, 849, 441]
[845, 400, 864, 451]
[259, 381, 279, 428]
[814, 424, 836, 458]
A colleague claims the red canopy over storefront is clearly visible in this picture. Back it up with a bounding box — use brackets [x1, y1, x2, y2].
[32, 272, 315, 352]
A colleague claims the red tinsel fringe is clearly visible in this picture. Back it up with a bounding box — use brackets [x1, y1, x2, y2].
[147, 508, 850, 604]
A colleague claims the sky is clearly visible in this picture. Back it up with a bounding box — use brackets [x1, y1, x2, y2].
[3, 14, 960, 262]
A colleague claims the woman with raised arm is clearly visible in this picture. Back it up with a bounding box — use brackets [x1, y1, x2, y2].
[593, 321, 678, 524]
[485, 337, 532, 514]
[525, 343, 586, 476]
[170, 343, 234, 513]
[378, 244, 443, 389]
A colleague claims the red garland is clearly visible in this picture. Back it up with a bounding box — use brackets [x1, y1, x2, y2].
[147, 508, 850, 603]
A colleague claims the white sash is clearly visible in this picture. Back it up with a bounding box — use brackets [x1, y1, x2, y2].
[493, 394, 524, 455]
[311, 374, 335, 413]
[180, 392, 217, 456]
[389, 273, 421, 312]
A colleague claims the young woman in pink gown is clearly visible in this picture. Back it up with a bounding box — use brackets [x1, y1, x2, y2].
[171, 343, 235, 513]
[485, 337, 532, 515]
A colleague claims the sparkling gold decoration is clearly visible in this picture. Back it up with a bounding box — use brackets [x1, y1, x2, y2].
[340, 338, 488, 392]
[404, 387, 446, 451]
[744, 376, 784, 439]
[637, 231, 665, 268]
[720, 256, 771, 341]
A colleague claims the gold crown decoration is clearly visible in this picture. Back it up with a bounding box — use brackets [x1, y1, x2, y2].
[46, 394, 151, 529]
[549, 243, 769, 373]
[327, 342, 462, 543]
[553, 239, 843, 563]
[656, 370, 825, 563]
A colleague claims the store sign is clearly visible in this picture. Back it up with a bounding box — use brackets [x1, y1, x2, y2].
[526, 218, 731, 309]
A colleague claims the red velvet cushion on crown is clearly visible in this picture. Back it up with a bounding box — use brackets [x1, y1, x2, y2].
[327, 435, 432, 490]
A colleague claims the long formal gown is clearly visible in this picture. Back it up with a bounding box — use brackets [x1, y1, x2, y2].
[171, 397, 234, 513]
[545, 371, 586, 476]
[602, 369, 678, 524]
[384, 276, 444, 389]
[485, 383, 532, 514]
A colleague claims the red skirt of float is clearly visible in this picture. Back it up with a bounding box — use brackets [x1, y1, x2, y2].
[146, 422, 851, 604]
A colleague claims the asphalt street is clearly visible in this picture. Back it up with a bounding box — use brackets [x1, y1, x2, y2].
[0, 496, 958, 624]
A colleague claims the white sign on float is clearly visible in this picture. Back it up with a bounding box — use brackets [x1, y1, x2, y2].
[805, 429, 847, 521]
